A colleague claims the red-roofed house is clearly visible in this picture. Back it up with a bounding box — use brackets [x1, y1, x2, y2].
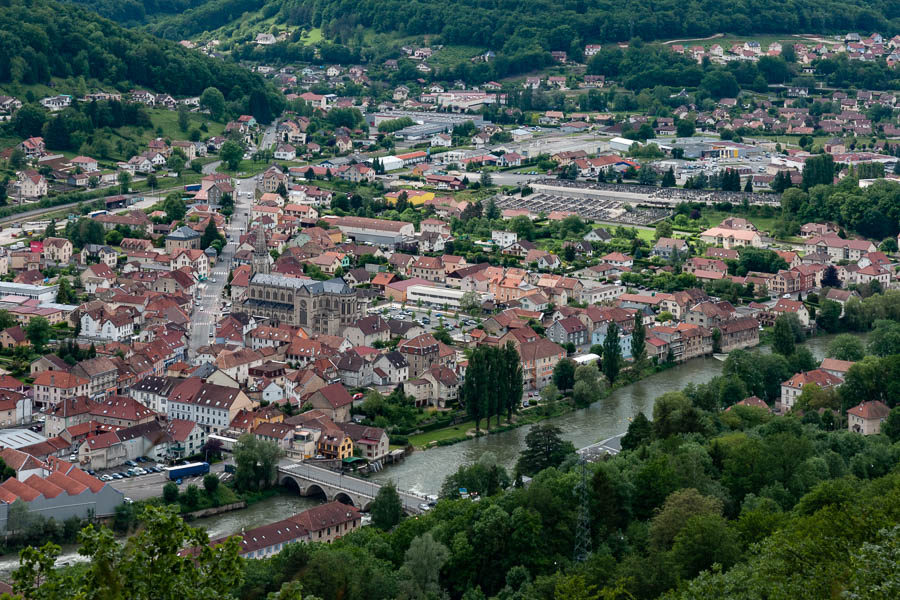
[781, 369, 843, 410]
[848, 401, 891, 435]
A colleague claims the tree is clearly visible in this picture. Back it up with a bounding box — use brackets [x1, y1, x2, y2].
[631, 312, 646, 364]
[676, 119, 695, 138]
[203, 473, 219, 496]
[654, 220, 673, 241]
[827, 333, 865, 361]
[459, 291, 482, 314]
[232, 434, 282, 491]
[882, 407, 900, 443]
[573, 363, 603, 408]
[553, 358, 576, 392]
[164, 194, 187, 221]
[621, 412, 653, 451]
[649, 488, 723, 551]
[184, 484, 200, 508]
[12, 505, 243, 600]
[822, 265, 841, 288]
[26, 317, 51, 352]
[398, 532, 450, 600]
[147, 173, 158, 190]
[509, 215, 536, 241]
[670, 514, 741, 579]
[163, 482, 179, 503]
[0, 457, 15, 482]
[868, 320, 900, 357]
[661, 167, 676, 188]
[220, 140, 243, 171]
[371, 482, 403, 530]
[117, 171, 131, 194]
[200, 87, 226, 120]
[56, 277, 78, 304]
[816, 299, 842, 333]
[772, 314, 796, 356]
[480, 170, 493, 188]
[167, 153, 185, 176]
[602, 322, 623, 384]
[515, 424, 575, 476]
[178, 104, 191, 132]
[201, 219, 220, 249]
[441, 454, 510, 498]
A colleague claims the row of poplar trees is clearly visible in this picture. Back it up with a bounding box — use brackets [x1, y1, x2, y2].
[462, 342, 523, 432]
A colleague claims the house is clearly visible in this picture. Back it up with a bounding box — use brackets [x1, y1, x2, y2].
[335, 136, 353, 154]
[305, 383, 354, 423]
[397, 334, 440, 378]
[338, 423, 389, 462]
[804, 235, 876, 262]
[699, 228, 762, 249]
[780, 369, 843, 410]
[583, 228, 611, 243]
[518, 339, 565, 390]
[0, 326, 28, 350]
[820, 358, 855, 380]
[546, 316, 589, 351]
[715, 317, 760, 352]
[344, 316, 390, 347]
[43, 238, 73, 263]
[372, 351, 409, 386]
[33, 371, 90, 410]
[771, 298, 810, 326]
[16, 171, 47, 198]
[167, 379, 254, 434]
[430, 133, 452, 148]
[847, 401, 891, 435]
[600, 252, 633, 268]
[274, 144, 296, 160]
[652, 238, 689, 260]
[492, 231, 518, 248]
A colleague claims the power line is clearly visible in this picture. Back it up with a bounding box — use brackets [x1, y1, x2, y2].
[573, 456, 592, 563]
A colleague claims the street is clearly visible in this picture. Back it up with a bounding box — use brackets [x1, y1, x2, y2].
[187, 175, 254, 358]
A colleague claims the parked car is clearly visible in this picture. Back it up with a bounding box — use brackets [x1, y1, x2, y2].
[125, 460, 137, 467]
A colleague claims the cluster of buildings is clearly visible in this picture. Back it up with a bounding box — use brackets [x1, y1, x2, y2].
[672, 32, 900, 66]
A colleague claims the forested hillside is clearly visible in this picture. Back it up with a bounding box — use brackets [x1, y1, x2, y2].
[65, 0, 209, 25]
[145, 0, 900, 51]
[0, 0, 283, 119]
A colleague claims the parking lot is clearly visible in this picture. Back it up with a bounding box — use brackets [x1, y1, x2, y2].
[103, 460, 229, 501]
[373, 303, 481, 336]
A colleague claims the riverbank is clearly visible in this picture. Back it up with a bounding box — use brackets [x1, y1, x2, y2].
[405, 361, 677, 450]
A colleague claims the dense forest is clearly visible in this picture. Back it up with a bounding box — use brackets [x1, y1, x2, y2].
[145, 0, 900, 51]
[66, 0, 210, 25]
[0, 0, 284, 121]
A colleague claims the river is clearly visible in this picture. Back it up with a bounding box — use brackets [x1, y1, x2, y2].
[0, 333, 846, 574]
[365, 333, 844, 495]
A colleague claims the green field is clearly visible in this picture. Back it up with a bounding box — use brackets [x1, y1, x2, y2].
[302, 28, 323, 45]
[407, 421, 476, 447]
[110, 109, 225, 154]
[701, 208, 781, 234]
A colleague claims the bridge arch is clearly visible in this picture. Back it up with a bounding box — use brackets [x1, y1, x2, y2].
[333, 491, 355, 506]
[302, 483, 328, 501]
[281, 476, 301, 493]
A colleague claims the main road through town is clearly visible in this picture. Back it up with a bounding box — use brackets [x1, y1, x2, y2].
[187, 175, 254, 359]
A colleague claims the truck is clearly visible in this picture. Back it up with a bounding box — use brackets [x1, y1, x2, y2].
[165, 462, 210, 481]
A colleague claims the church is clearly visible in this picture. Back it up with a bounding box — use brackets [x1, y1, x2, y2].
[241, 227, 365, 334]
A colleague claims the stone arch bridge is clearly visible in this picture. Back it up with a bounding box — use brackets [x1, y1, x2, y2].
[278, 461, 427, 513]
